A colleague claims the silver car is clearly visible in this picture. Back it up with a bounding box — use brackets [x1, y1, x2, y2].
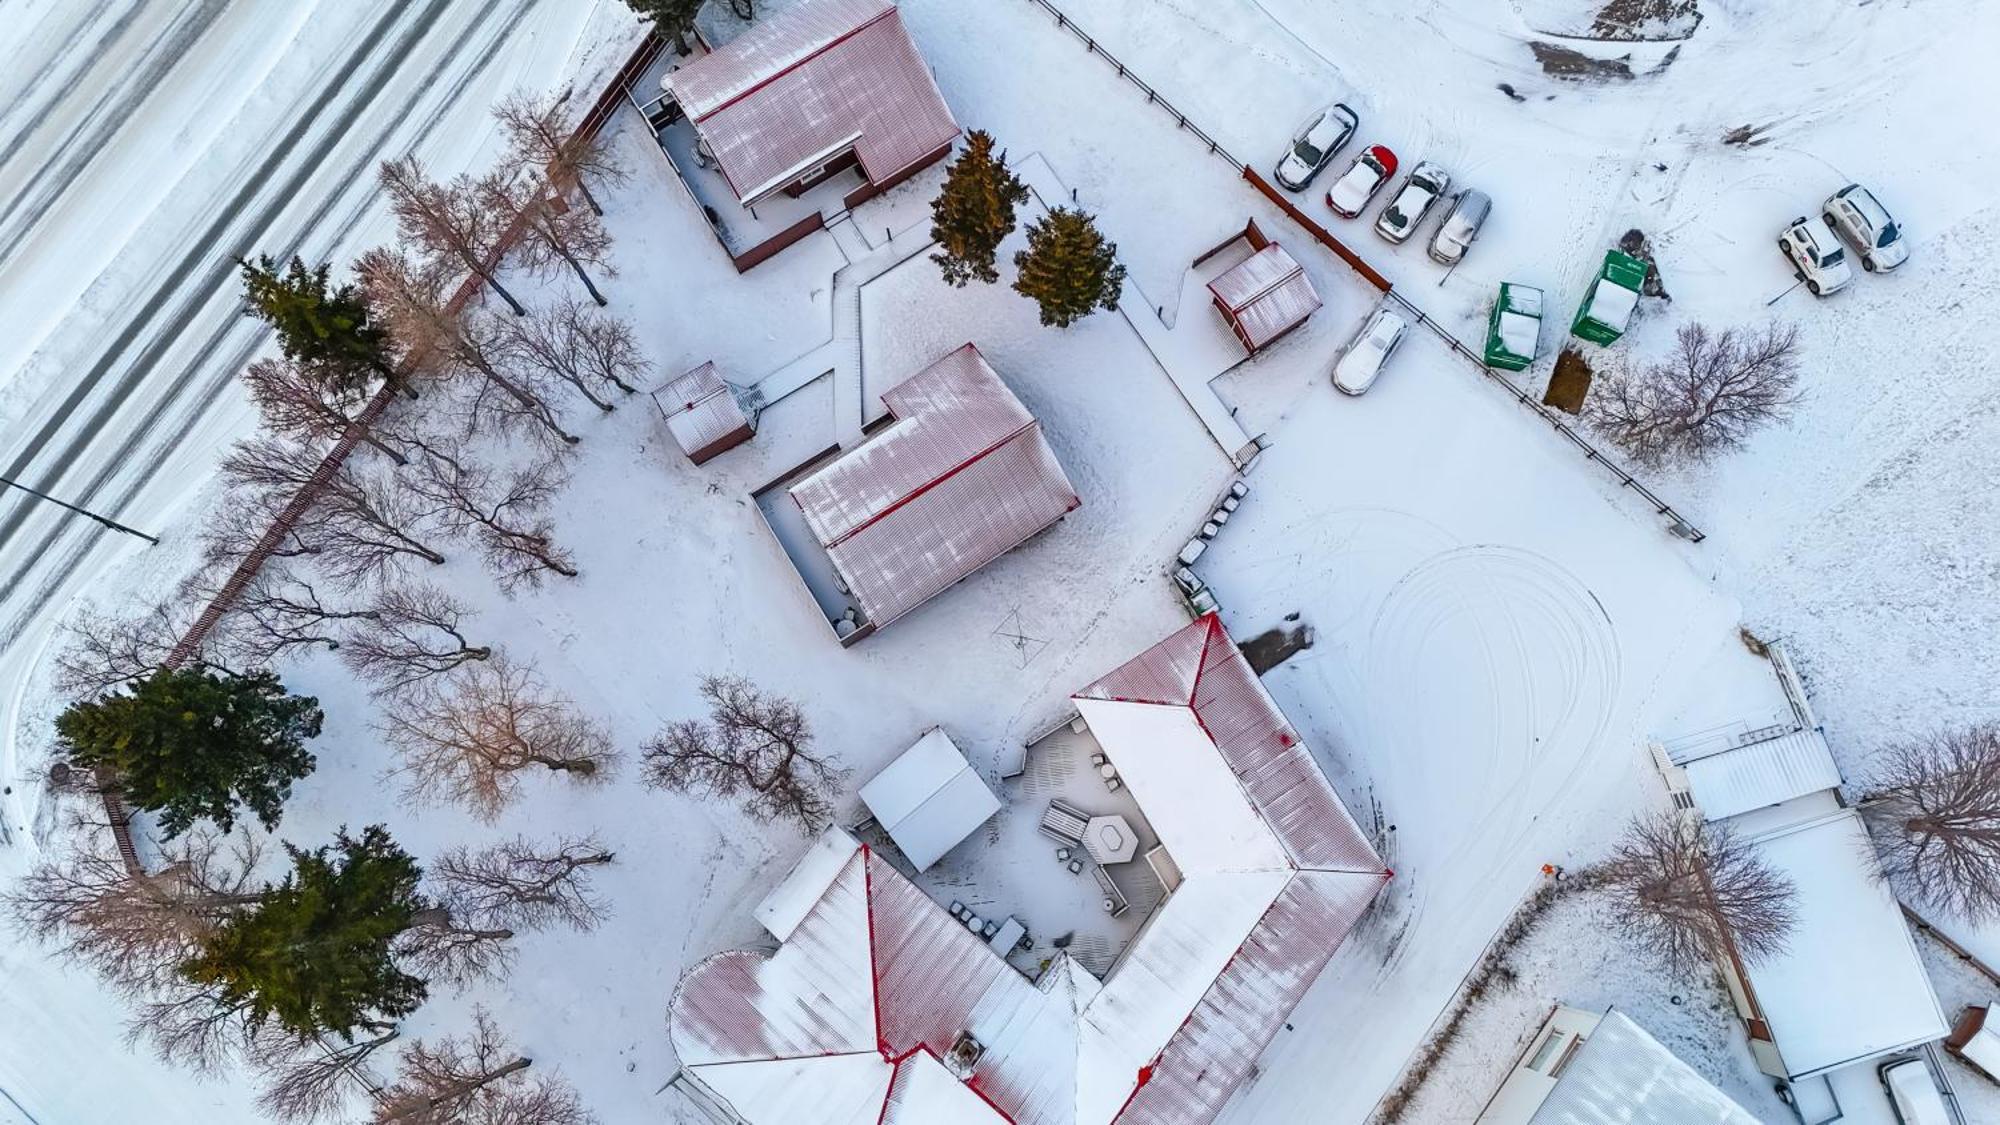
[1375, 162, 1451, 244]
[1823, 184, 1908, 272]
[1273, 103, 1359, 191]
[1427, 189, 1491, 265]
[1333, 306, 1410, 395]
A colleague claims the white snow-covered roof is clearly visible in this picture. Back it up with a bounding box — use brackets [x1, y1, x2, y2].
[754, 825, 860, 940]
[653, 361, 753, 463]
[1671, 727, 1842, 821]
[667, 615, 1389, 1125]
[1498, 311, 1541, 359]
[1526, 1010, 1760, 1125]
[881, 1048, 1011, 1123]
[1741, 809, 1947, 1079]
[859, 727, 1002, 871]
[1959, 1005, 2000, 1077]
[664, 0, 959, 204]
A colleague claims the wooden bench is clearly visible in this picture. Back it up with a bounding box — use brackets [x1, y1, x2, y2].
[1039, 799, 1089, 846]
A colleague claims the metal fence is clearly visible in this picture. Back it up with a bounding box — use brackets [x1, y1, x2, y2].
[1019, 0, 1240, 166]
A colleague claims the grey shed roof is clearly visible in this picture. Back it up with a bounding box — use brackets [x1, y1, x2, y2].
[1528, 1010, 1760, 1125]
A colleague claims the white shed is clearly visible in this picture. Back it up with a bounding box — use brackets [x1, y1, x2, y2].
[859, 728, 1001, 871]
[1661, 726, 1843, 821]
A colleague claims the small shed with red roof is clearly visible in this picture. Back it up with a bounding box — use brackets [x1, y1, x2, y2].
[663, 0, 960, 207]
[1207, 240, 1322, 355]
[652, 361, 754, 465]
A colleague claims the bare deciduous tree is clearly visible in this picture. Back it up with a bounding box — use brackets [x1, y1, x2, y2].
[5, 827, 264, 996]
[254, 1027, 399, 1124]
[377, 157, 527, 316]
[375, 1009, 591, 1124]
[479, 174, 614, 306]
[432, 836, 614, 932]
[241, 356, 407, 464]
[508, 298, 646, 413]
[1588, 322, 1802, 467]
[1601, 813, 1796, 974]
[380, 654, 616, 820]
[359, 249, 579, 449]
[641, 676, 845, 833]
[393, 910, 516, 989]
[1861, 724, 2000, 922]
[340, 583, 491, 695]
[221, 436, 446, 586]
[403, 437, 578, 593]
[212, 564, 381, 666]
[493, 89, 627, 217]
[128, 982, 264, 1075]
[51, 599, 208, 699]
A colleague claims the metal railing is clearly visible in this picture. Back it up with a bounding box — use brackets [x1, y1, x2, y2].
[1020, 0, 1240, 166]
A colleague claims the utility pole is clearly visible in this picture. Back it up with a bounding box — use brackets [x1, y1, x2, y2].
[0, 474, 159, 545]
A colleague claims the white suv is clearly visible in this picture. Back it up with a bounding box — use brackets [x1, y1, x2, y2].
[1823, 184, 1908, 272]
[1778, 215, 1853, 297]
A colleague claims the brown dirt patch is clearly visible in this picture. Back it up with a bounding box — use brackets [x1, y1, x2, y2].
[1545, 348, 1595, 414]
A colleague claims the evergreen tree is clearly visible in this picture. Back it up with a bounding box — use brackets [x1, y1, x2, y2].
[55, 667, 321, 838]
[623, 0, 705, 53]
[181, 825, 430, 1042]
[237, 255, 402, 402]
[1012, 207, 1127, 328]
[929, 131, 1028, 287]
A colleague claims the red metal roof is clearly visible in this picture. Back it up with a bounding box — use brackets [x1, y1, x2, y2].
[665, 0, 960, 203]
[789, 344, 1079, 629]
[1205, 244, 1321, 353]
[654, 361, 753, 463]
[668, 617, 1388, 1125]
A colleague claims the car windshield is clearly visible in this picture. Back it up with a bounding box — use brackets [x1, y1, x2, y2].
[1292, 137, 1324, 166]
[1877, 221, 1900, 248]
[1362, 153, 1384, 175]
[1820, 245, 1845, 266]
[1382, 205, 1406, 228]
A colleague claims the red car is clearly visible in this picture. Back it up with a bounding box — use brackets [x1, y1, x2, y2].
[1325, 145, 1398, 218]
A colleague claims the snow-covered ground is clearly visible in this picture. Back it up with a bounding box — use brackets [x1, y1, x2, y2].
[8, 0, 2000, 1121]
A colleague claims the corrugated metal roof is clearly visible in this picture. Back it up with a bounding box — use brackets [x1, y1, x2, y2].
[1526, 1010, 1761, 1125]
[666, 617, 1389, 1125]
[693, 1052, 891, 1124]
[1677, 728, 1842, 821]
[665, 0, 959, 202]
[655, 361, 753, 462]
[1207, 244, 1320, 351]
[882, 1049, 1013, 1124]
[791, 345, 1079, 628]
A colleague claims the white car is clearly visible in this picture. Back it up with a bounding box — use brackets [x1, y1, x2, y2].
[1325, 145, 1398, 219]
[1333, 306, 1410, 395]
[1272, 103, 1359, 191]
[1879, 1057, 1951, 1125]
[1374, 162, 1451, 244]
[1823, 183, 1908, 272]
[1778, 215, 1852, 296]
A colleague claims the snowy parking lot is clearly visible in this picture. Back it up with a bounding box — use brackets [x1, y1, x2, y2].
[9, 0, 2000, 1121]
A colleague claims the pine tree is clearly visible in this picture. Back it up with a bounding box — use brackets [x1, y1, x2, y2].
[1012, 207, 1127, 328]
[237, 255, 402, 402]
[55, 667, 322, 838]
[623, 0, 705, 53]
[180, 825, 430, 1042]
[929, 131, 1028, 287]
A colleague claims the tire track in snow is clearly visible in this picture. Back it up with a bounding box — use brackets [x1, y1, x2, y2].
[0, 0, 548, 651]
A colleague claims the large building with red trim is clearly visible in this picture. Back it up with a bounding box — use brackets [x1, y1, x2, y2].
[663, 0, 960, 207]
[667, 614, 1391, 1123]
[786, 343, 1080, 643]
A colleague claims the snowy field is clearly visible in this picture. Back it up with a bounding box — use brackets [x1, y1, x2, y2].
[7, 0, 2000, 1122]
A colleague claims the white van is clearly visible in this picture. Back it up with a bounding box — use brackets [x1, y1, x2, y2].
[1879, 1057, 1952, 1125]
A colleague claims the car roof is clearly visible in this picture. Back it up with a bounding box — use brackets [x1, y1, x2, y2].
[1841, 185, 1893, 227]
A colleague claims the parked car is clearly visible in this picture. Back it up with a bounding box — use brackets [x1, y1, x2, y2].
[1570, 249, 1648, 345]
[1333, 305, 1410, 395]
[1878, 1057, 1952, 1125]
[1823, 183, 1908, 272]
[1325, 145, 1398, 218]
[1428, 189, 1491, 265]
[1375, 162, 1451, 244]
[1484, 282, 1543, 371]
[1778, 215, 1853, 296]
[1272, 103, 1359, 191]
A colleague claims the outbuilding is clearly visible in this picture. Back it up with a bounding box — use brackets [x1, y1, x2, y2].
[1207, 241, 1322, 355]
[859, 728, 1002, 872]
[652, 362, 754, 465]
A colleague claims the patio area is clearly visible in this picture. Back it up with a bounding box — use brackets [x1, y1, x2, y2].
[855, 719, 1170, 978]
